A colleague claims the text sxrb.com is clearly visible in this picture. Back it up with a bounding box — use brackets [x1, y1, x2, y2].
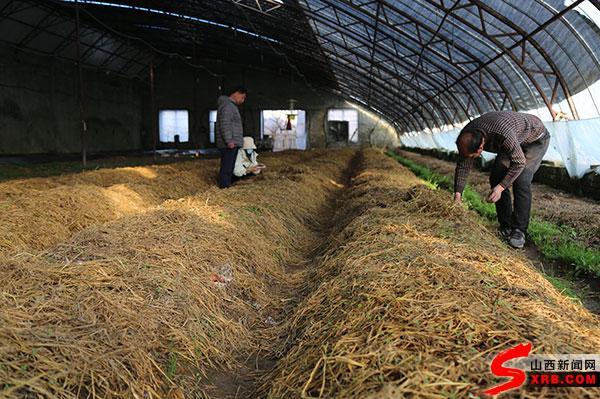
[484, 343, 599, 396]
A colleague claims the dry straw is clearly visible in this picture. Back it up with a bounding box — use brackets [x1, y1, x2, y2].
[2, 148, 599, 399]
[0, 151, 320, 254]
[0, 161, 219, 254]
[262, 149, 600, 398]
[0, 149, 353, 398]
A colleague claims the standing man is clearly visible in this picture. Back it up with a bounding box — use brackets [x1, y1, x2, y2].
[453, 111, 550, 249]
[216, 86, 247, 188]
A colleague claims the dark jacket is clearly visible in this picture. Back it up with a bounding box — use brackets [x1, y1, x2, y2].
[215, 95, 244, 148]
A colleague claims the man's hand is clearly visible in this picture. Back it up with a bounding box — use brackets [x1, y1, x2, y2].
[454, 192, 462, 203]
[487, 185, 504, 203]
[227, 142, 235, 149]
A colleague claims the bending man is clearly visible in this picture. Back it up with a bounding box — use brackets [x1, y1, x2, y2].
[454, 111, 550, 249]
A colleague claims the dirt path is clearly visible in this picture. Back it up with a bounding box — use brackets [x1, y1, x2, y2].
[203, 152, 364, 398]
[395, 149, 600, 314]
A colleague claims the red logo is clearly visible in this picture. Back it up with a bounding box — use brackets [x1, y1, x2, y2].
[484, 343, 532, 396]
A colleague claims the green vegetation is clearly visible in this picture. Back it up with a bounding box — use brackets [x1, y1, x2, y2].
[387, 151, 600, 279]
[244, 206, 264, 215]
[528, 221, 600, 276]
[166, 351, 178, 380]
[545, 275, 582, 302]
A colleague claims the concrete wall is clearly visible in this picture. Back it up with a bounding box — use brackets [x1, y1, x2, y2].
[0, 48, 398, 155]
[145, 60, 399, 150]
[357, 106, 399, 148]
[0, 45, 142, 155]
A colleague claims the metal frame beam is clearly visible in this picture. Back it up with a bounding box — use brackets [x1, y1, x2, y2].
[410, 0, 585, 120]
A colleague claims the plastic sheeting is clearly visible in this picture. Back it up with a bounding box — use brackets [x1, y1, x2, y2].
[400, 117, 600, 178]
[298, 0, 600, 127]
[547, 118, 600, 178]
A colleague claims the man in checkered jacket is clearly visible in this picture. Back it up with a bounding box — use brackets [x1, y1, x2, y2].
[453, 111, 550, 249]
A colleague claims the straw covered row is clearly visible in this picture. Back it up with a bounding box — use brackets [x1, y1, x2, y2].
[2, 148, 599, 398]
[0, 151, 321, 254]
[0, 150, 353, 398]
[262, 149, 600, 398]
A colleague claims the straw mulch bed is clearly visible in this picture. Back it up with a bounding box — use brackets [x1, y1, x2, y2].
[262, 149, 600, 398]
[0, 161, 218, 254]
[0, 151, 320, 254]
[0, 149, 353, 398]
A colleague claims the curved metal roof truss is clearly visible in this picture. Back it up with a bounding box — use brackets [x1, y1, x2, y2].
[2, 0, 599, 132]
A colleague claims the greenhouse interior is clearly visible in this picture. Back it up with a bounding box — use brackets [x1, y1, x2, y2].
[1, 0, 600, 398]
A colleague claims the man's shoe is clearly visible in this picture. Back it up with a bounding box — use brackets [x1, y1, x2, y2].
[499, 227, 512, 241]
[509, 229, 526, 249]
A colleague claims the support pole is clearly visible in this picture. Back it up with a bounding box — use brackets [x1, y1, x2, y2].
[75, 0, 86, 167]
[150, 62, 157, 160]
[192, 41, 197, 146]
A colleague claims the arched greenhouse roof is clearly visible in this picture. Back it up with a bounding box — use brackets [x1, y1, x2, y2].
[2, 0, 599, 132]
